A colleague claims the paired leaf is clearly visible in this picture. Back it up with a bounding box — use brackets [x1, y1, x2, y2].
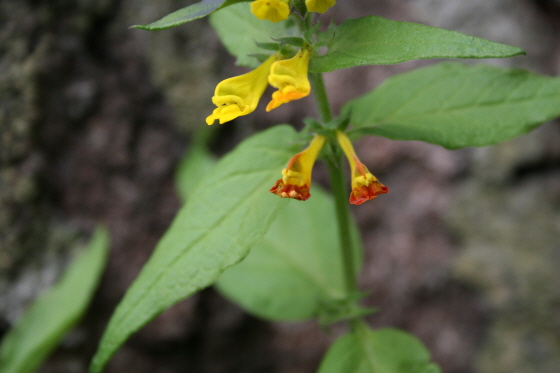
[346, 62, 560, 149]
[215, 186, 362, 321]
[131, 0, 251, 31]
[0, 227, 109, 373]
[90, 126, 300, 373]
[318, 325, 441, 373]
[210, 3, 298, 67]
[309, 16, 524, 73]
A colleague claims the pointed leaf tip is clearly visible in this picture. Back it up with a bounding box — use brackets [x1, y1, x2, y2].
[310, 16, 526, 73]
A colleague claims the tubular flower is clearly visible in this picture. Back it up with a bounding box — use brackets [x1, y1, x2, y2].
[270, 135, 326, 201]
[206, 54, 278, 125]
[266, 48, 311, 112]
[336, 131, 389, 205]
[251, 0, 291, 23]
[305, 0, 335, 13]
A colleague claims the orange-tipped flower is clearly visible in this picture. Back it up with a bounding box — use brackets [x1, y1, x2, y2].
[336, 131, 389, 205]
[266, 48, 311, 112]
[206, 54, 278, 125]
[251, 0, 290, 23]
[270, 135, 326, 201]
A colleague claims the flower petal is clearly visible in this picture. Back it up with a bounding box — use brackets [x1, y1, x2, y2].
[270, 135, 326, 201]
[305, 0, 336, 13]
[266, 48, 311, 111]
[206, 54, 278, 125]
[336, 130, 389, 205]
[251, 0, 290, 23]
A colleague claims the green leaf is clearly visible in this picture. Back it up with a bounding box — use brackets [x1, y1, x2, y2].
[174, 130, 365, 322]
[176, 141, 217, 202]
[309, 16, 525, 73]
[215, 186, 362, 321]
[346, 62, 560, 149]
[255, 42, 281, 51]
[131, 0, 251, 31]
[0, 227, 109, 373]
[318, 324, 441, 373]
[210, 3, 298, 67]
[90, 126, 300, 373]
[275, 36, 305, 48]
[132, 0, 222, 30]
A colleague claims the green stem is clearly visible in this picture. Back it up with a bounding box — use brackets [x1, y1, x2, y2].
[310, 70, 357, 299]
[310, 67, 358, 315]
[309, 73, 332, 123]
[325, 152, 357, 297]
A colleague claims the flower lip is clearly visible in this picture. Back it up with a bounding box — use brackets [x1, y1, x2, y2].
[269, 176, 311, 201]
[206, 54, 278, 125]
[349, 159, 389, 205]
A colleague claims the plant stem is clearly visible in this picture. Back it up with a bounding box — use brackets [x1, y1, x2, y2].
[309, 73, 332, 123]
[326, 153, 357, 297]
[310, 70, 357, 303]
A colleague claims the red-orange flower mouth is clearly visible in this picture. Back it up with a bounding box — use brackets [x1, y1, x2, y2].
[269, 179, 311, 201]
[350, 182, 389, 205]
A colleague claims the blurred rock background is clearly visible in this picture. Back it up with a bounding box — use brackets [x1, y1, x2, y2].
[1, 0, 559, 372]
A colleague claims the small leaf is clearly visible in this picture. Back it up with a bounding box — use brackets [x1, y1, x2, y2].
[210, 3, 298, 67]
[215, 186, 362, 321]
[131, 0, 251, 31]
[318, 324, 442, 373]
[304, 21, 322, 43]
[132, 0, 224, 31]
[0, 227, 109, 373]
[274, 36, 305, 48]
[346, 62, 560, 149]
[90, 126, 300, 373]
[309, 16, 525, 73]
[318, 293, 375, 326]
[255, 42, 281, 51]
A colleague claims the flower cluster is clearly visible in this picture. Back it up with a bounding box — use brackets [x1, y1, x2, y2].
[270, 131, 388, 205]
[251, 0, 336, 23]
[206, 0, 386, 205]
[206, 48, 311, 125]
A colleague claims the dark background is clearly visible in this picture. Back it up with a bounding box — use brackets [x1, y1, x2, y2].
[1, 1, 560, 372]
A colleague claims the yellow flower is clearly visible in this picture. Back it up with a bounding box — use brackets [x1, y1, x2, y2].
[251, 0, 291, 23]
[305, 0, 335, 13]
[270, 135, 326, 201]
[266, 48, 311, 112]
[336, 131, 389, 205]
[206, 54, 277, 125]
